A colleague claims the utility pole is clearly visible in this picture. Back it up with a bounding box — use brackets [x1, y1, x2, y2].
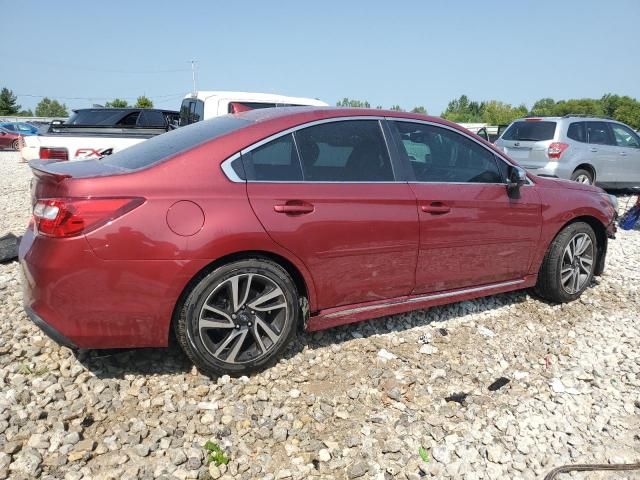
[190, 60, 198, 96]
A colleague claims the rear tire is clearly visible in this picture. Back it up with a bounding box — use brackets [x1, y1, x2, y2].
[535, 222, 597, 303]
[570, 168, 594, 185]
[175, 259, 299, 377]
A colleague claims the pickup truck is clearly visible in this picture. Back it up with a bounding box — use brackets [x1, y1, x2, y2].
[21, 92, 328, 162]
[21, 108, 179, 162]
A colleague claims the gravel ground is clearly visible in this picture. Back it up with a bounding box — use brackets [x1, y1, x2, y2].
[0, 151, 639, 480]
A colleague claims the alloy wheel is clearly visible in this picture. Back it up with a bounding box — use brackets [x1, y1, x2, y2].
[574, 174, 591, 184]
[197, 273, 288, 364]
[560, 233, 594, 294]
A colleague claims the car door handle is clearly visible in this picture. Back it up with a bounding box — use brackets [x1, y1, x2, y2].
[619, 151, 627, 156]
[421, 202, 451, 215]
[273, 202, 315, 214]
[590, 147, 598, 152]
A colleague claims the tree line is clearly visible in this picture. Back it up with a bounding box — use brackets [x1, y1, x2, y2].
[338, 94, 640, 129]
[0, 87, 155, 117]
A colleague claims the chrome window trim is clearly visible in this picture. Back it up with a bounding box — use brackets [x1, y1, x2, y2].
[387, 117, 534, 186]
[220, 152, 244, 183]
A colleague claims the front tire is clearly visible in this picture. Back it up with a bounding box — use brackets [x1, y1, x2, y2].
[175, 259, 299, 377]
[11, 139, 19, 151]
[535, 222, 597, 303]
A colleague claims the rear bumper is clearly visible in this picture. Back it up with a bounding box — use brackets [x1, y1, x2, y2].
[19, 227, 203, 349]
[25, 305, 77, 349]
[522, 161, 573, 180]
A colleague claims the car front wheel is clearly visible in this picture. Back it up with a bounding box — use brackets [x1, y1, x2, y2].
[535, 222, 597, 303]
[175, 259, 299, 377]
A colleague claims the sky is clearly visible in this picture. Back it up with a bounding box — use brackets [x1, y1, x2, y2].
[2, 0, 639, 115]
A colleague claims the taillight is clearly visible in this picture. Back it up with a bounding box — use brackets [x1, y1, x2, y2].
[548, 142, 569, 160]
[40, 147, 69, 161]
[33, 197, 144, 237]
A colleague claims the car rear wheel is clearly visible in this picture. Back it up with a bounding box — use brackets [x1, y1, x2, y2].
[175, 259, 299, 377]
[535, 222, 597, 303]
[570, 169, 594, 185]
[11, 139, 19, 151]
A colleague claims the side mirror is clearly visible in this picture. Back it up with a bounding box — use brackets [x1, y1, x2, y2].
[507, 165, 527, 192]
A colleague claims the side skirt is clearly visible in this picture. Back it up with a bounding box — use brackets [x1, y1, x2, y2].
[306, 275, 538, 332]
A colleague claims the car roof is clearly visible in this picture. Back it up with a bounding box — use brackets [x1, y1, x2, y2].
[184, 91, 328, 106]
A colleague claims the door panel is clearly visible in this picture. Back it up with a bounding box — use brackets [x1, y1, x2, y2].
[609, 123, 640, 184]
[247, 183, 419, 310]
[410, 183, 541, 293]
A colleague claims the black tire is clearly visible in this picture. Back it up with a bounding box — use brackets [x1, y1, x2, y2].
[535, 222, 597, 303]
[570, 168, 594, 185]
[175, 259, 299, 377]
[11, 139, 19, 151]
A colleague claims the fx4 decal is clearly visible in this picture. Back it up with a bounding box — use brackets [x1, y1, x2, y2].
[74, 148, 114, 158]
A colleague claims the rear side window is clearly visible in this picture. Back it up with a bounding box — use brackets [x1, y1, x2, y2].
[295, 120, 394, 181]
[242, 134, 303, 181]
[502, 121, 556, 141]
[567, 122, 586, 142]
[101, 116, 252, 171]
[393, 121, 503, 183]
[586, 121, 614, 146]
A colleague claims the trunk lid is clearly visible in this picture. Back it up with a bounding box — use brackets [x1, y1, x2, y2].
[29, 159, 128, 204]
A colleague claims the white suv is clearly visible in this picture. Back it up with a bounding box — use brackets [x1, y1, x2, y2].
[495, 115, 640, 188]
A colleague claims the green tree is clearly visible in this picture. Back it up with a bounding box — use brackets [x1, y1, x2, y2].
[35, 98, 68, 117]
[134, 95, 153, 108]
[482, 101, 528, 125]
[390, 105, 404, 111]
[411, 106, 427, 114]
[18, 109, 34, 116]
[336, 98, 371, 108]
[613, 102, 640, 129]
[0, 87, 20, 115]
[441, 94, 484, 122]
[552, 98, 603, 117]
[105, 98, 129, 108]
[530, 98, 556, 116]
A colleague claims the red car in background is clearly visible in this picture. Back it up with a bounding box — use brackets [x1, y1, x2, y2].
[0, 126, 21, 150]
[19, 108, 617, 376]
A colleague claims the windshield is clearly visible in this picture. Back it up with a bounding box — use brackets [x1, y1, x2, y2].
[100, 115, 252, 171]
[502, 121, 556, 141]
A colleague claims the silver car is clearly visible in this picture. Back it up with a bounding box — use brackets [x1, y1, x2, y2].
[495, 115, 640, 188]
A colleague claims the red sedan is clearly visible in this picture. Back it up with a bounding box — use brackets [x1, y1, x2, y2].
[19, 108, 617, 376]
[0, 126, 21, 150]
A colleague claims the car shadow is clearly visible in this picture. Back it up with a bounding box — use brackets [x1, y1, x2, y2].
[75, 289, 537, 379]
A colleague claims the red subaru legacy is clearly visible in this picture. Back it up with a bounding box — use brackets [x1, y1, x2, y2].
[19, 108, 617, 376]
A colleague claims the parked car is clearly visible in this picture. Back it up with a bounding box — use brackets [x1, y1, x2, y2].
[179, 91, 328, 126]
[495, 115, 640, 188]
[20, 108, 179, 162]
[20, 108, 617, 376]
[0, 122, 38, 135]
[0, 126, 21, 150]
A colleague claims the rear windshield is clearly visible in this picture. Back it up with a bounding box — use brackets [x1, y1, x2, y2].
[100, 115, 252, 171]
[502, 121, 557, 141]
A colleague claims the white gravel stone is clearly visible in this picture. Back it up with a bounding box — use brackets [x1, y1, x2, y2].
[1, 152, 639, 479]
